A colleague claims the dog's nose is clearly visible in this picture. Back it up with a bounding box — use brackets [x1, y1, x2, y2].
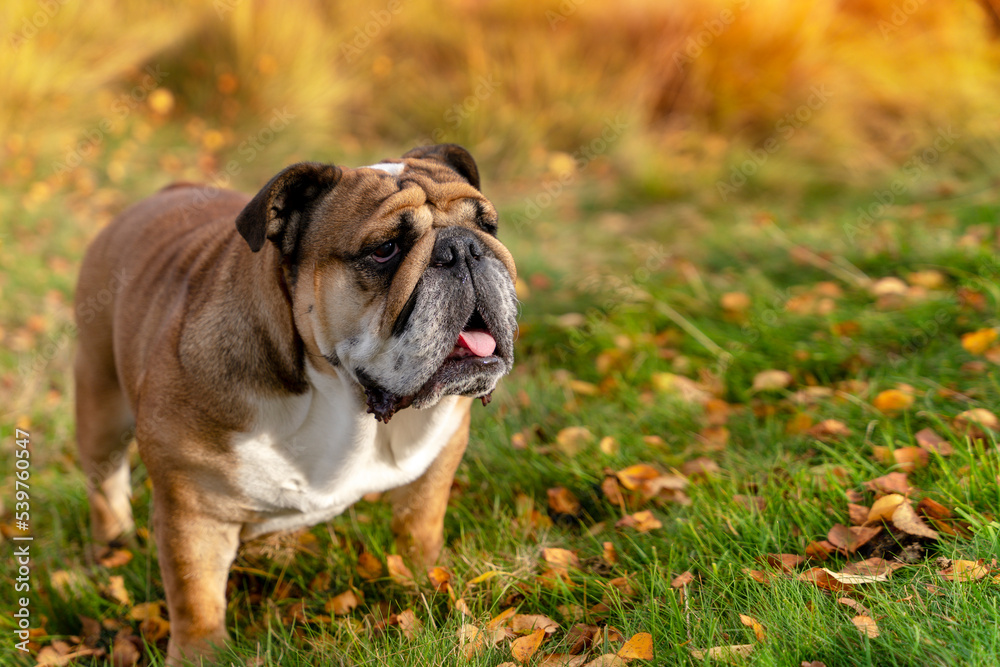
[430, 228, 484, 275]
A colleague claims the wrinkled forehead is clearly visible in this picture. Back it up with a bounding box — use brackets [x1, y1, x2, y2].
[309, 159, 496, 254]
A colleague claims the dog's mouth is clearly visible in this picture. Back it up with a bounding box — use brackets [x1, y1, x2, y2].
[362, 308, 506, 423]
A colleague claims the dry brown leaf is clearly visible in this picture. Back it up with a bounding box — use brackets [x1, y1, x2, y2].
[511, 628, 547, 663]
[698, 425, 730, 450]
[487, 607, 518, 631]
[761, 553, 805, 573]
[601, 476, 625, 507]
[556, 427, 594, 456]
[671, 571, 695, 588]
[395, 608, 422, 640]
[721, 292, 752, 312]
[836, 597, 872, 617]
[690, 644, 755, 661]
[615, 510, 662, 533]
[752, 369, 793, 392]
[914, 428, 954, 456]
[848, 503, 869, 526]
[386, 554, 416, 586]
[582, 655, 627, 667]
[513, 614, 560, 635]
[827, 524, 881, 554]
[916, 498, 952, 522]
[454, 597, 473, 617]
[821, 568, 888, 585]
[954, 408, 999, 435]
[427, 566, 452, 592]
[892, 446, 929, 472]
[739, 614, 767, 643]
[548, 487, 582, 516]
[939, 559, 989, 582]
[127, 601, 164, 621]
[681, 457, 719, 477]
[743, 568, 772, 585]
[851, 615, 880, 638]
[326, 589, 360, 616]
[543, 548, 580, 577]
[799, 567, 854, 593]
[103, 575, 131, 606]
[804, 540, 835, 561]
[139, 615, 171, 642]
[357, 552, 383, 581]
[97, 548, 133, 569]
[458, 624, 485, 657]
[602, 542, 619, 565]
[892, 502, 939, 540]
[616, 464, 662, 491]
[807, 419, 851, 441]
[840, 558, 905, 578]
[864, 472, 911, 495]
[651, 373, 712, 405]
[539, 654, 589, 666]
[617, 631, 654, 659]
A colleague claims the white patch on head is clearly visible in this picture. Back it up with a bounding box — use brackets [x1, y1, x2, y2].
[232, 364, 464, 539]
[364, 162, 405, 176]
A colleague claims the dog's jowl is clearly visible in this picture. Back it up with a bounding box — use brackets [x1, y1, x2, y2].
[74, 144, 517, 664]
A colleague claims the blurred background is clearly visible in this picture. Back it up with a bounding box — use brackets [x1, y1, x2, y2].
[2, 0, 1000, 211]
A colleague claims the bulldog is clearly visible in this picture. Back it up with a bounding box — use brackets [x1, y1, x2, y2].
[73, 144, 517, 664]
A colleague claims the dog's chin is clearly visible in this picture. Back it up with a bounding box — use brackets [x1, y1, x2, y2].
[359, 345, 509, 424]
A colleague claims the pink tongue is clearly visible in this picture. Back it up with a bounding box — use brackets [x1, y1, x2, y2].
[457, 330, 496, 357]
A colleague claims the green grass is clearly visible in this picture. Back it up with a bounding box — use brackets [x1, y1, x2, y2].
[2, 136, 1000, 666]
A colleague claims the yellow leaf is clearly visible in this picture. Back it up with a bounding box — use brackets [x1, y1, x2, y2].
[615, 510, 662, 533]
[513, 614, 560, 635]
[467, 570, 501, 586]
[427, 566, 452, 592]
[542, 548, 580, 577]
[357, 552, 383, 581]
[511, 627, 546, 663]
[555, 426, 594, 455]
[872, 389, 913, 414]
[103, 575, 131, 605]
[738, 614, 767, 643]
[386, 554, 416, 586]
[127, 602, 164, 621]
[616, 464, 662, 491]
[852, 615, 880, 638]
[866, 494, 905, 524]
[962, 328, 998, 355]
[721, 292, 751, 312]
[486, 607, 517, 631]
[617, 632, 654, 659]
[939, 559, 990, 582]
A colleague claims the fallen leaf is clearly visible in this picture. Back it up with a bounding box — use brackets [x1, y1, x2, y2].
[761, 553, 805, 573]
[799, 568, 854, 593]
[548, 487, 582, 516]
[939, 559, 989, 582]
[671, 571, 695, 588]
[458, 624, 485, 657]
[690, 644, 754, 661]
[427, 566, 452, 592]
[543, 548, 580, 577]
[395, 608, 422, 640]
[752, 370, 793, 392]
[616, 510, 662, 533]
[864, 472, 911, 495]
[804, 541, 835, 561]
[721, 292, 751, 312]
[357, 552, 383, 580]
[97, 548, 133, 569]
[851, 615, 880, 638]
[827, 524, 881, 554]
[867, 494, 906, 524]
[513, 614, 560, 635]
[582, 655, 627, 667]
[112, 635, 141, 666]
[840, 558, 906, 578]
[961, 328, 998, 355]
[601, 476, 625, 507]
[512, 628, 547, 663]
[680, 457, 719, 477]
[873, 389, 914, 414]
[807, 419, 851, 441]
[734, 495, 767, 512]
[616, 464, 662, 491]
[848, 504, 869, 525]
[139, 615, 171, 642]
[487, 607, 518, 630]
[916, 498, 952, 522]
[602, 542, 619, 565]
[599, 436, 619, 455]
[744, 568, 772, 584]
[539, 654, 589, 666]
[127, 602, 165, 621]
[914, 428, 954, 455]
[892, 502, 939, 540]
[386, 555, 416, 586]
[326, 589, 360, 616]
[103, 575, 131, 606]
[954, 408, 999, 438]
[739, 615, 766, 642]
[651, 373, 712, 405]
[821, 567, 888, 585]
[556, 427, 594, 455]
[616, 631, 654, 659]
[836, 597, 872, 617]
[891, 446, 929, 472]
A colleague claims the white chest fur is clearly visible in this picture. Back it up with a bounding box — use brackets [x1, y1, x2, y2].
[233, 366, 463, 539]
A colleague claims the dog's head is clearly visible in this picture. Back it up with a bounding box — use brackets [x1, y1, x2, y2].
[234, 144, 517, 422]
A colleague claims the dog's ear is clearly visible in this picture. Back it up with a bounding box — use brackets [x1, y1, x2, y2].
[236, 162, 342, 254]
[403, 144, 480, 190]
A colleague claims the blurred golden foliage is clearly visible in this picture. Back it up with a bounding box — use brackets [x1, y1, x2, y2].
[2, 0, 999, 192]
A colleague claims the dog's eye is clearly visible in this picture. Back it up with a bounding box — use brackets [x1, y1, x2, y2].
[372, 241, 399, 263]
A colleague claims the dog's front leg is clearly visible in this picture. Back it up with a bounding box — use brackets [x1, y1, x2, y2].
[389, 398, 472, 568]
[153, 480, 241, 666]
